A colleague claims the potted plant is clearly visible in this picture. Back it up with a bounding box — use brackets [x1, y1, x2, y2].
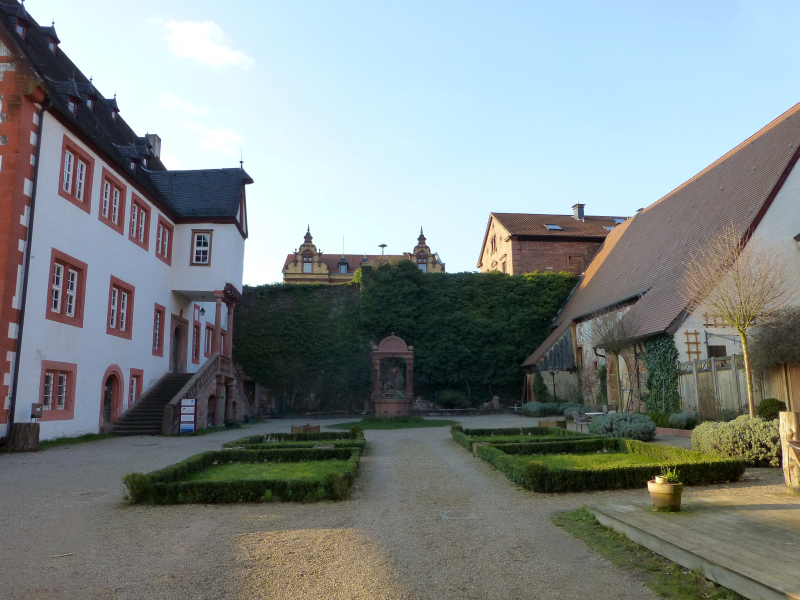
[647, 466, 683, 512]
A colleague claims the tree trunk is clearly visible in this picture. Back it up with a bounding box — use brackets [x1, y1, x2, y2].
[739, 330, 756, 417]
[7, 423, 39, 452]
[780, 411, 800, 495]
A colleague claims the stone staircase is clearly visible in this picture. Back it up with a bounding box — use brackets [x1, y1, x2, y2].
[111, 373, 193, 435]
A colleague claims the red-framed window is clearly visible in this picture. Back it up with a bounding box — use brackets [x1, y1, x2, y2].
[58, 136, 94, 214]
[152, 304, 166, 357]
[106, 276, 135, 340]
[38, 361, 77, 421]
[191, 304, 201, 364]
[45, 248, 88, 328]
[155, 216, 173, 265]
[191, 230, 212, 265]
[129, 368, 143, 406]
[98, 167, 126, 234]
[204, 323, 214, 357]
[128, 196, 150, 251]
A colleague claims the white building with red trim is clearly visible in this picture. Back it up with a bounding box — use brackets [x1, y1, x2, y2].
[0, 0, 252, 443]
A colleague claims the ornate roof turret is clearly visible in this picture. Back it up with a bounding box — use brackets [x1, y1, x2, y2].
[304, 225, 313, 244]
[418, 226, 426, 246]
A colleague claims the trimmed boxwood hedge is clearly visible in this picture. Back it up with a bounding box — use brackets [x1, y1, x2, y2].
[223, 430, 359, 448]
[450, 424, 595, 451]
[228, 440, 366, 451]
[123, 447, 361, 504]
[474, 439, 745, 492]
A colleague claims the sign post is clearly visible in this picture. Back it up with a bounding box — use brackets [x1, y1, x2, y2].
[180, 398, 196, 434]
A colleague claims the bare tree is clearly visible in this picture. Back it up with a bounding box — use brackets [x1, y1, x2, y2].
[682, 224, 794, 417]
[585, 308, 638, 356]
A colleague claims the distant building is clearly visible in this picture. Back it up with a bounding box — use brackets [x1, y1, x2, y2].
[476, 205, 625, 275]
[283, 227, 445, 284]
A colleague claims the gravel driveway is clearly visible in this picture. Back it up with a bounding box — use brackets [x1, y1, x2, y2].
[0, 415, 774, 599]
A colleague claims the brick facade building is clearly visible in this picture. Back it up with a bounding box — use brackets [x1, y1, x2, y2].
[476, 205, 625, 275]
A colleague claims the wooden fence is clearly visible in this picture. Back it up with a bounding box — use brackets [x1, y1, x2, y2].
[678, 355, 750, 418]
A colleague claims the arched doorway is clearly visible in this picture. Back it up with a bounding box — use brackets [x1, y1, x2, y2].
[169, 314, 189, 374]
[100, 365, 124, 428]
[207, 394, 216, 427]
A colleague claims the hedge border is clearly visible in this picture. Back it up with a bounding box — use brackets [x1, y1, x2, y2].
[228, 439, 366, 451]
[123, 447, 362, 504]
[223, 431, 359, 448]
[450, 424, 597, 451]
[474, 439, 745, 492]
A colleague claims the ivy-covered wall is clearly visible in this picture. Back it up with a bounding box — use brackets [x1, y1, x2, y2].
[642, 335, 681, 413]
[234, 261, 577, 410]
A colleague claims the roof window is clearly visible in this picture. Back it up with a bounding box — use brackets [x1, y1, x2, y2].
[612, 218, 626, 224]
[604, 226, 614, 231]
[545, 224, 562, 230]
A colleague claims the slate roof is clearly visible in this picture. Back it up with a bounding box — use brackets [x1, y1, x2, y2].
[0, 0, 250, 221]
[522, 102, 800, 368]
[148, 169, 253, 218]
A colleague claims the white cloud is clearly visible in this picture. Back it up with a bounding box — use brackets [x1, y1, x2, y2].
[185, 123, 244, 156]
[160, 92, 207, 115]
[162, 20, 254, 70]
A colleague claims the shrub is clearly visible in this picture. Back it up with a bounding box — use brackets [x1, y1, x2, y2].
[559, 402, 583, 418]
[756, 398, 786, 422]
[350, 425, 364, 439]
[123, 473, 150, 503]
[646, 411, 671, 428]
[532, 371, 550, 402]
[668, 412, 698, 430]
[691, 415, 781, 467]
[588, 413, 656, 441]
[437, 389, 469, 408]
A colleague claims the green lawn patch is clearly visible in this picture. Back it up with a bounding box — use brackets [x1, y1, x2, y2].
[505, 452, 661, 469]
[470, 437, 745, 492]
[39, 433, 116, 449]
[450, 424, 597, 452]
[328, 416, 458, 430]
[226, 439, 366, 451]
[123, 447, 361, 504]
[553, 508, 744, 599]
[182, 459, 351, 482]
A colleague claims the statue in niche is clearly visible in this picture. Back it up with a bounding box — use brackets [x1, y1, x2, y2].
[380, 358, 405, 398]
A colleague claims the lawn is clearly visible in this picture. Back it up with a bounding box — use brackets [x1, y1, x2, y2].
[507, 452, 661, 469]
[182, 459, 352, 482]
[329, 416, 459, 430]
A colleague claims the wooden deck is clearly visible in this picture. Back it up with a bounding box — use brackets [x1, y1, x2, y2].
[588, 492, 800, 600]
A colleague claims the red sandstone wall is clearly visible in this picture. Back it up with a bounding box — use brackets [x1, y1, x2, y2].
[510, 239, 602, 275]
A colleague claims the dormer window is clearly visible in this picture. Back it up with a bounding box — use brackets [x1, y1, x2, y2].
[15, 20, 25, 37]
[86, 97, 93, 110]
[417, 257, 427, 272]
[142, 157, 148, 168]
[48, 38, 56, 52]
[67, 97, 77, 114]
[129, 159, 135, 171]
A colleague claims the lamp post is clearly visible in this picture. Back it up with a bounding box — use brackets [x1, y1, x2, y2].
[549, 370, 557, 402]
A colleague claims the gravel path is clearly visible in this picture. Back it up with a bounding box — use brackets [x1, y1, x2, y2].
[0, 415, 778, 599]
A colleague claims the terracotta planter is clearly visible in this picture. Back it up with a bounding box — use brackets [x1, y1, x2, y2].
[647, 479, 683, 512]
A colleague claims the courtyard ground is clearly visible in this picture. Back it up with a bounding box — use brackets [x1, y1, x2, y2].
[0, 415, 780, 599]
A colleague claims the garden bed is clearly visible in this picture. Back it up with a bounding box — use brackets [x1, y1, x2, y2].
[472, 438, 745, 492]
[123, 447, 362, 504]
[450, 424, 596, 451]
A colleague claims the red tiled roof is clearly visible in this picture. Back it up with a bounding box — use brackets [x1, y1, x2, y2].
[492, 213, 624, 238]
[283, 253, 410, 274]
[523, 102, 800, 367]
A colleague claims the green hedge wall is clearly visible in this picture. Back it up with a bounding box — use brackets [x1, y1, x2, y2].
[123, 447, 361, 504]
[228, 440, 366, 451]
[474, 439, 745, 492]
[450, 425, 594, 451]
[234, 263, 577, 410]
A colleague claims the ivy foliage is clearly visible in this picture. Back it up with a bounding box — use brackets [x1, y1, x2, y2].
[234, 261, 577, 409]
[642, 336, 681, 414]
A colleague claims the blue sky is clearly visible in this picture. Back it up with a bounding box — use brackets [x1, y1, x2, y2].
[29, 1, 800, 283]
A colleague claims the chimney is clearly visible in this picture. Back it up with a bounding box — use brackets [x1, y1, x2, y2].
[572, 203, 585, 221]
[146, 133, 161, 159]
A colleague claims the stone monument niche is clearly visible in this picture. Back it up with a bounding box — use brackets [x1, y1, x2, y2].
[372, 334, 414, 418]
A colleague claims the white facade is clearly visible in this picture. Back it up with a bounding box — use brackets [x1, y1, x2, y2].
[8, 113, 244, 439]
